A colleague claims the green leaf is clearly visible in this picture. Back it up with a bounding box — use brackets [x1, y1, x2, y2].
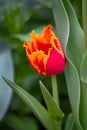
[80, 51, 87, 129]
[65, 113, 75, 130]
[51, 0, 69, 51]
[39, 81, 64, 118]
[52, 0, 82, 129]
[80, 51, 87, 84]
[52, 0, 83, 129]
[65, 60, 82, 130]
[63, 0, 84, 72]
[39, 80, 64, 130]
[3, 77, 56, 130]
[63, 0, 84, 129]
[0, 42, 14, 121]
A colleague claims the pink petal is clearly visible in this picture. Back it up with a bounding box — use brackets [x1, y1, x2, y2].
[46, 47, 66, 76]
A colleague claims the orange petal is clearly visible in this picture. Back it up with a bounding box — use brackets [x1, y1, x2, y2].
[28, 50, 47, 75]
[42, 24, 52, 42]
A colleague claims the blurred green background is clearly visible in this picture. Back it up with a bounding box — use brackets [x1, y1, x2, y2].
[0, 0, 82, 130]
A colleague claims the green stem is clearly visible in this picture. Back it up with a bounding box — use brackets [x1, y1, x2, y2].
[82, 0, 87, 50]
[51, 75, 59, 106]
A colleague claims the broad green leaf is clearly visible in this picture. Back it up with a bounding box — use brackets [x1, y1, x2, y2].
[80, 51, 87, 129]
[65, 60, 82, 130]
[39, 81, 64, 118]
[39, 81, 64, 130]
[63, 0, 83, 129]
[3, 77, 56, 130]
[51, 0, 69, 51]
[52, 0, 83, 129]
[63, 0, 84, 72]
[65, 113, 75, 130]
[0, 42, 14, 121]
[80, 51, 87, 84]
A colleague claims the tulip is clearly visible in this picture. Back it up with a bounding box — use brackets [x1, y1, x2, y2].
[23, 25, 66, 76]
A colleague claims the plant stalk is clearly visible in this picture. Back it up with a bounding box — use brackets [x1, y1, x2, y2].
[51, 75, 59, 106]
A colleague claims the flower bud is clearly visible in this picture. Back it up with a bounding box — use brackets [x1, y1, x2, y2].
[24, 25, 66, 76]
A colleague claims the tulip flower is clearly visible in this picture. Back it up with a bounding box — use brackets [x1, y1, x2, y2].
[24, 25, 66, 76]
